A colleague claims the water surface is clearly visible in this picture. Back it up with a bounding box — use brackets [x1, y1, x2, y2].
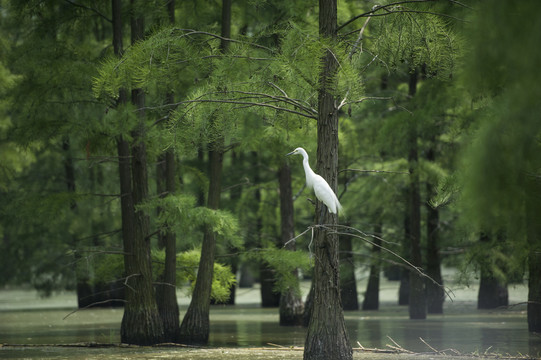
[1, 281, 539, 357]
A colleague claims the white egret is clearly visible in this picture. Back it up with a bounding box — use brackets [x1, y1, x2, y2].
[286, 147, 342, 215]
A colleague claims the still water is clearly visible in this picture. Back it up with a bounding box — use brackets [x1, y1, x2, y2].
[0, 283, 540, 358]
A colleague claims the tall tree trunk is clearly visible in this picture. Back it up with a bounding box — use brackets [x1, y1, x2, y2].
[398, 207, 410, 305]
[304, 1, 352, 359]
[257, 155, 280, 308]
[179, 145, 223, 344]
[155, 0, 180, 343]
[426, 148, 444, 314]
[340, 234, 359, 310]
[477, 233, 508, 309]
[407, 69, 426, 320]
[119, 0, 164, 345]
[526, 176, 541, 332]
[279, 163, 304, 325]
[363, 222, 382, 310]
[178, 0, 230, 344]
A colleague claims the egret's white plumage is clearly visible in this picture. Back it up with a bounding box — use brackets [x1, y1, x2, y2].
[286, 147, 342, 214]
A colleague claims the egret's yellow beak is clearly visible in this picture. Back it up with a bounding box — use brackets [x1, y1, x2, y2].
[286, 150, 296, 156]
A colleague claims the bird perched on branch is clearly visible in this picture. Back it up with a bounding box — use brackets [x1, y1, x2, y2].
[286, 147, 342, 215]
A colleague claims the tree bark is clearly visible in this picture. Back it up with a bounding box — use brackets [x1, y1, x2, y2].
[526, 176, 541, 332]
[304, 0, 352, 358]
[407, 69, 426, 320]
[426, 148, 444, 314]
[398, 208, 410, 306]
[178, 0, 230, 344]
[179, 145, 223, 344]
[154, 0, 180, 343]
[477, 233, 508, 309]
[119, 0, 164, 345]
[340, 235, 359, 310]
[362, 222, 382, 310]
[279, 163, 304, 325]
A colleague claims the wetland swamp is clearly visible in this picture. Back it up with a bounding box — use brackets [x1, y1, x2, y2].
[1, 276, 540, 359]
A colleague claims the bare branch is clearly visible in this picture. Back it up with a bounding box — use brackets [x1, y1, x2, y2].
[176, 97, 317, 120]
[63, 0, 112, 23]
[338, 0, 468, 32]
[63, 298, 127, 320]
[339, 168, 410, 175]
[173, 29, 275, 53]
[337, 96, 413, 115]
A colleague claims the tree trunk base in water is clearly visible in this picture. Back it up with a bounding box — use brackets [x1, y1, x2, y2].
[179, 303, 210, 345]
[280, 290, 304, 326]
[120, 307, 163, 345]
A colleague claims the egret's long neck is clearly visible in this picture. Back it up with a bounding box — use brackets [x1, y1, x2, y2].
[302, 153, 315, 189]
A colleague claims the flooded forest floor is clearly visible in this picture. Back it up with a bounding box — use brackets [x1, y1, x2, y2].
[1, 273, 540, 359]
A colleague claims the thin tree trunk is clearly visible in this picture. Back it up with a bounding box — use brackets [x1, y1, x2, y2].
[398, 208, 410, 306]
[426, 147, 444, 314]
[477, 233, 508, 309]
[178, 0, 230, 344]
[363, 222, 382, 310]
[155, 0, 180, 343]
[407, 69, 426, 320]
[179, 145, 222, 344]
[304, 1, 352, 358]
[119, 0, 164, 344]
[279, 163, 304, 325]
[340, 235, 359, 310]
[526, 176, 541, 332]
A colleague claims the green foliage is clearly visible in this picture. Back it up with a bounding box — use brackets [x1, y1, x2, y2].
[91, 249, 236, 303]
[140, 194, 242, 249]
[458, 0, 541, 232]
[249, 247, 311, 295]
[368, 6, 458, 78]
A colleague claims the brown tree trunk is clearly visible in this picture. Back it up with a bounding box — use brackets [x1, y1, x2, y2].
[340, 235, 359, 310]
[155, 0, 180, 343]
[526, 176, 541, 332]
[398, 208, 410, 306]
[362, 222, 382, 310]
[178, 0, 230, 344]
[407, 69, 426, 320]
[477, 233, 508, 309]
[304, 0, 352, 358]
[179, 145, 223, 344]
[426, 148, 444, 313]
[116, 0, 164, 344]
[279, 163, 304, 325]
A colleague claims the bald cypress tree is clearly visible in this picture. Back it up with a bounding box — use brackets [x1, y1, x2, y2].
[303, 1, 352, 359]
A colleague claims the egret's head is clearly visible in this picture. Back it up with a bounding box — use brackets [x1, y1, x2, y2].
[286, 147, 304, 157]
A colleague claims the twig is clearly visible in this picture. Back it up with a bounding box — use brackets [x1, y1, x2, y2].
[419, 337, 440, 353]
[63, 299, 127, 320]
[339, 168, 410, 175]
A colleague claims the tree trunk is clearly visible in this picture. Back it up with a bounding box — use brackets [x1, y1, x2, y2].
[178, 0, 230, 344]
[155, 128, 180, 342]
[260, 263, 280, 307]
[304, 1, 352, 358]
[426, 148, 444, 314]
[477, 233, 508, 309]
[255, 152, 280, 308]
[119, 1, 164, 345]
[279, 163, 304, 325]
[340, 235, 359, 310]
[179, 145, 223, 344]
[154, 0, 180, 342]
[398, 209, 410, 306]
[363, 222, 382, 310]
[526, 176, 541, 332]
[407, 69, 426, 320]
